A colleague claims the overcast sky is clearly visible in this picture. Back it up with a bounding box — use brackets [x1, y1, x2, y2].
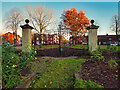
[0, 0, 119, 37]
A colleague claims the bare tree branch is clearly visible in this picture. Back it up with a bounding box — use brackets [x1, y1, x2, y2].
[4, 8, 24, 33]
[110, 14, 120, 35]
[25, 5, 58, 35]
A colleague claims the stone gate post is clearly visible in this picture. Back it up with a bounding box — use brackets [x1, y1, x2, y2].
[20, 19, 34, 52]
[86, 20, 99, 51]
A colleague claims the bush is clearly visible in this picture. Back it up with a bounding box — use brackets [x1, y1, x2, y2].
[90, 50, 105, 63]
[2, 45, 37, 89]
[100, 46, 118, 54]
[91, 54, 104, 61]
[108, 59, 118, 69]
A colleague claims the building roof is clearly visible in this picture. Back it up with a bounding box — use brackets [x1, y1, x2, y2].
[85, 34, 120, 37]
[98, 35, 120, 37]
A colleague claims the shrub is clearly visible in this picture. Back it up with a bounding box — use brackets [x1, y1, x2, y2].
[108, 59, 118, 69]
[90, 50, 105, 63]
[2, 45, 36, 89]
[104, 46, 117, 54]
[2, 46, 21, 88]
[91, 54, 104, 61]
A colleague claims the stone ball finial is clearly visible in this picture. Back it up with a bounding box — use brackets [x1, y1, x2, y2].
[25, 19, 29, 24]
[90, 19, 94, 25]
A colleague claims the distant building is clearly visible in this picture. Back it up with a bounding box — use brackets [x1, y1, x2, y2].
[3, 32, 120, 46]
[69, 35, 86, 45]
[98, 34, 120, 45]
[33, 33, 59, 45]
[70, 34, 120, 45]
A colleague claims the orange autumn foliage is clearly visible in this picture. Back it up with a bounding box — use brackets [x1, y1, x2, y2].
[61, 35, 69, 44]
[62, 8, 90, 45]
[2, 32, 21, 45]
[62, 8, 90, 36]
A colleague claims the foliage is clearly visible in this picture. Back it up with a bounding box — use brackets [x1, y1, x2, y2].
[61, 8, 90, 45]
[74, 78, 103, 88]
[2, 45, 36, 89]
[98, 45, 118, 54]
[106, 46, 118, 54]
[61, 35, 70, 45]
[90, 50, 105, 63]
[108, 59, 118, 69]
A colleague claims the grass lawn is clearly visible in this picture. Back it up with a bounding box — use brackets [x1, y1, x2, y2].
[15, 44, 120, 51]
[39, 45, 59, 50]
[70, 45, 88, 49]
[29, 57, 102, 88]
[15, 45, 59, 51]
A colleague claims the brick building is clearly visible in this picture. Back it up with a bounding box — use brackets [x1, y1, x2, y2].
[97, 34, 120, 45]
[69, 35, 87, 45]
[69, 34, 120, 45]
[33, 33, 59, 45]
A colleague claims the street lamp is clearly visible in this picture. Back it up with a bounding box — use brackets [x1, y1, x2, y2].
[13, 32, 16, 46]
[58, 21, 64, 56]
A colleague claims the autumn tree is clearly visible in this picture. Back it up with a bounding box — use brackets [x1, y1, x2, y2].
[61, 35, 69, 45]
[61, 8, 90, 45]
[110, 14, 120, 35]
[25, 5, 57, 44]
[4, 8, 24, 45]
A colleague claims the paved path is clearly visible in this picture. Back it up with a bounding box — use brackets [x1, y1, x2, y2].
[41, 56, 79, 59]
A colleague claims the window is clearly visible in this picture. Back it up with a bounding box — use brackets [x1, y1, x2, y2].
[119, 42, 120, 45]
[109, 38, 111, 40]
[104, 38, 105, 41]
[99, 42, 101, 45]
[109, 41, 111, 44]
[37, 41, 39, 45]
[37, 37, 39, 40]
[103, 42, 106, 44]
[119, 38, 120, 40]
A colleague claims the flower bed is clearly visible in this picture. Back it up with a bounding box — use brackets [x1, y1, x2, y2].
[2, 45, 37, 89]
